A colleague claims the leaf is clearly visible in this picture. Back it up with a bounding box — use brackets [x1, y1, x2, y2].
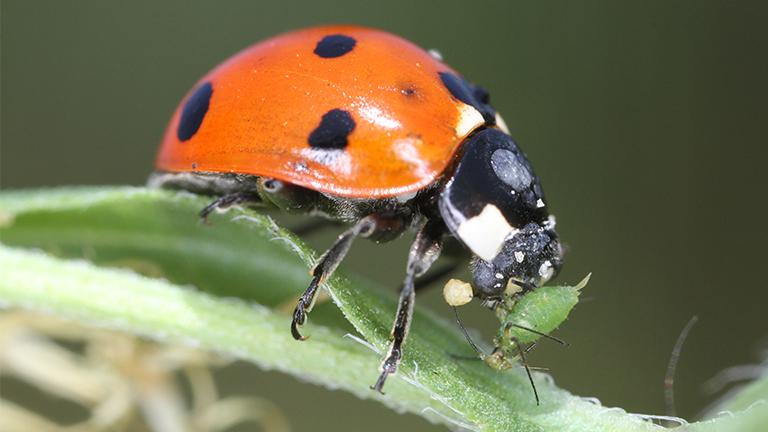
[0, 187, 763, 431]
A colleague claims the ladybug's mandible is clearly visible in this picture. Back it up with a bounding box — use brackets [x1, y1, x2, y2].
[150, 25, 563, 393]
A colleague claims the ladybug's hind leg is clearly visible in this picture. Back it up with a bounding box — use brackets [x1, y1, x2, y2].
[291, 214, 408, 340]
[372, 220, 444, 393]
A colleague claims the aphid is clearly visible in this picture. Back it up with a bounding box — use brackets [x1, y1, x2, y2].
[449, 275, 588, 403]
[150, 25, 564, 393]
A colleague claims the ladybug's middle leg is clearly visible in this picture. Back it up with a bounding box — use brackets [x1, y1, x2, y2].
[371, 220, 444, 393]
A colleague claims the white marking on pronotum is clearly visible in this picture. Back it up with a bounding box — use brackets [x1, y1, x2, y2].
[536, 198, 546, 208]
[495, 113, 510, 134]
[456, 204, 518, 261]
[454, 104, 484, 137]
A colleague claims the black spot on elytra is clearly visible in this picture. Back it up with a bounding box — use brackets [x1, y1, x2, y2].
[438, 71, 497, 124]
[308, 109, 356, 150]
[314, 34, 356, 58]
[439, 72, 475, 106]
[177, 82, 213, 142]
[473, 85, 491, 104]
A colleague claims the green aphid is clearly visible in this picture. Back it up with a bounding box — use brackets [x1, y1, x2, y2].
[482, 274, 590, 371]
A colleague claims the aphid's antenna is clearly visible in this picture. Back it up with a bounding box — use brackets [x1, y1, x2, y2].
[453, 307, 484, 356]
[524, 341, 538, 354]
[665, 315, 699, 419]
[513, 336, 540, 406]
[505, 323, 569, 346]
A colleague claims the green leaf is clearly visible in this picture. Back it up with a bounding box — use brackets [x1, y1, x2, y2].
[0, 187, 764, 431]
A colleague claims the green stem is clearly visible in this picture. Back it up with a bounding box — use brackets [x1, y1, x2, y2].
[0, 187, 764, 431]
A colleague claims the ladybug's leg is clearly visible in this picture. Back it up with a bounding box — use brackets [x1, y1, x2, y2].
[371, 221, 444, 393]
[199, 191, 261, 223]
[291, 214, 406, 340]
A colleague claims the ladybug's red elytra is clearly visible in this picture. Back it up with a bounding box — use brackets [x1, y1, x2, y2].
[150, 25, 563, 393]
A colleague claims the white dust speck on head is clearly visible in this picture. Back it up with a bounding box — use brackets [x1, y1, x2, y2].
[538, 260, 555, 282]
[514, 251, 525, 263]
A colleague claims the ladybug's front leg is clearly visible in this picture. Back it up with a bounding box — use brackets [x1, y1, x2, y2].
[199, 191, 261, 223]
[371, 220, 444, 393]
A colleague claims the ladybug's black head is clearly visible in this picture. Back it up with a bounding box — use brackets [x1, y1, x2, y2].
[470, 220, 562, 300]
[438, 127, 563, 302]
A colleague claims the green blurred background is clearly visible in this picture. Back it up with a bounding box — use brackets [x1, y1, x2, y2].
[2, 1, 767, 430]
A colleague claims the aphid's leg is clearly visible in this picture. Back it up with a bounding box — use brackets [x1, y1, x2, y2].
[371, 221, 444, 393]
[501, 322, 549, 405]
[291, 215, 382, 340]
[512, 336, 540, 406]
[199, 192, 261, 223]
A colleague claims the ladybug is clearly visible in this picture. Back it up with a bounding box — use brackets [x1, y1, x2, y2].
[150, 25, 563, 393]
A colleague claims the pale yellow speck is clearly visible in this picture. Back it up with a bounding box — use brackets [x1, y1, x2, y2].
[443, 279, 474, 307]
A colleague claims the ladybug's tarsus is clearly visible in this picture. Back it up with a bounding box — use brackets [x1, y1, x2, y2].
[199, 191, 261, 224]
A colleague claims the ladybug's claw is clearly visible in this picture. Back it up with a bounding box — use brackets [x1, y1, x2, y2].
[290, 316, 307, 340]
[291, 275, 321, 341]
[291, 299, 311, 341]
